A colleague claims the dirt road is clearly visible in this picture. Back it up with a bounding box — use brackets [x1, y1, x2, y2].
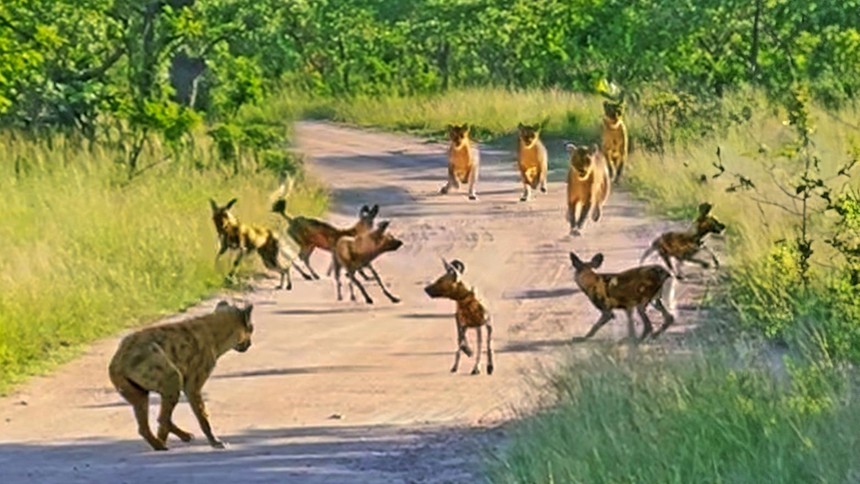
[0, 122, 696, 483]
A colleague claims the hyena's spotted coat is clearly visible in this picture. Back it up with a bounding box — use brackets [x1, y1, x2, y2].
[108, 300, 254, 451]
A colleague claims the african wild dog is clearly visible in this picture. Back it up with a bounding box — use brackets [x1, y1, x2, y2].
[108, 300, 254, 451]
[440, 123, 481, 200]
[209, 198, 309, 289]
[640, 202, 726, 280]
[569, 251, 675, 341]
[516, 122, 549, 202]
[601, 100, 629, 182]
[566, 143, 612, 236]
[424, 258, 494, 375]
[332, 220, 403, 304]
[271, 182, 378, 280]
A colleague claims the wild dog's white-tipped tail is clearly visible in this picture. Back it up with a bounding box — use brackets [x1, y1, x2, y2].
[640, 245, 657, 264]
[661, 274, 676, 313]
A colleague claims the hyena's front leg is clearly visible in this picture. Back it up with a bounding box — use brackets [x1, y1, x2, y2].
[186, 389, 226, 449]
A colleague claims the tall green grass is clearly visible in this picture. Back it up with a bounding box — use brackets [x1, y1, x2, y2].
[0, 131, 326, 393]
[488, 348, 860, 483]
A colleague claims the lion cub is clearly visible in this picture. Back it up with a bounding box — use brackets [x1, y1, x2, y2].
[601, 100, 629, 181]
[566, 143, 611, 236]
[108, 300, 254, 451]
[440, 124, 480, 200]
[517, 123, 549, 201]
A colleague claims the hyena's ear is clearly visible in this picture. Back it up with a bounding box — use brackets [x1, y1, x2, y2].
[225, 198, 238, 210]
[698, 202, 713, 217]
[590, 253, 605, 269]
[209, 199, 219, 213]
[564, 142, 577, 153]
[569, 252, 583, 270]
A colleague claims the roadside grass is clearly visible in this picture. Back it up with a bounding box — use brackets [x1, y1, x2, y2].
[0, 131, 327, 394]
[487, 347, 860, 483]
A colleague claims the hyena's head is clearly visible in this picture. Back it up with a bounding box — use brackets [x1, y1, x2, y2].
[210, 198, 239, 235]
[569, 251, 604, 274]
[358, 204, 380, 230]
[603, 101, 624, 123]
[518, 123, 541, 148]
[565, 143, 602, 178]
[424, 258, 467, 299]
[215, 300, 254, 352]
[447, 124, 470, 148]
[371, 220, 404, 254]
[694, 202, 726, 237]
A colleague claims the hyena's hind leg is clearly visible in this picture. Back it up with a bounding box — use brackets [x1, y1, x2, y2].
[113, 376, 166, 451]
[154, 366, 187, 446]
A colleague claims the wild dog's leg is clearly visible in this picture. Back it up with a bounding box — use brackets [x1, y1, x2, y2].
[637, 305, 654, 340]
[579, 310, 615, 340]
[659, 252, 681, 279]
[652, 298, 676, 337]
[365, 264, 400, 303]
[451, 322, 466, 373]
[115, 378, 166, 451]
[334, 258, 344, 301]
[471, 326, 483, 375]
[358, 268, 373, 281]
[485, 320, 494, 375]
[347, 271, 374, 304]
[185, 389, 226, 449]
[701, 245, 720, 269]
[227, 250, 247, 278]
[624, 308, 637, 340]
[348, 272, 357, 302]
[299, 247, 319, 280]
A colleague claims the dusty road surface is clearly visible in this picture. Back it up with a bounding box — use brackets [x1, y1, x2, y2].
[0, 122, 703, 483]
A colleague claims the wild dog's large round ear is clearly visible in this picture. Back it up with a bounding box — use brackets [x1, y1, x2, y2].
[209, 199, 219, 212]
[517, 122, 525, 130]
[360, 204, 370, 215]
[370, 204, 379, 216]
[225, 198, 238, 210]
[215, 300, 231, 311]
[564, 142, 577, 153]
[569, 251, 582, 269]
[591, 253, 605, 269]
[589, 144, 600, 154]
[462, 123, 469, 132]
[377, 220, 391, 232]
[450, 259, 465, 274]
[243, 304, 254, 326]
[698, 202, 713, 216]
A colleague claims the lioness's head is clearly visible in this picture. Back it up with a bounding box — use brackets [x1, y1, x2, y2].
[565, 143, 602, 178]
[603, 101, 624, 123]
[517, 123, 540, 148]
[215, 300, 254, 352]
[447, 124, 470, 148]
